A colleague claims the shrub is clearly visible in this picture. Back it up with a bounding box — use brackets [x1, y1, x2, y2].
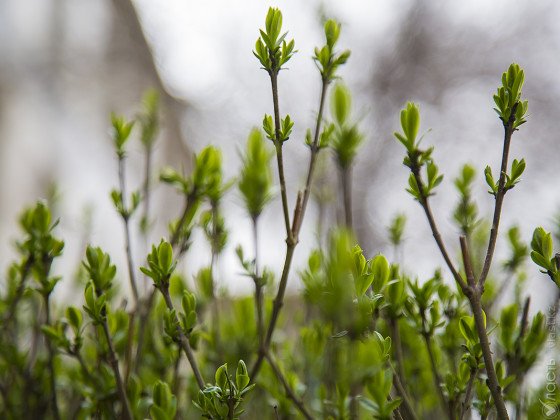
[0, 7, 556, 420]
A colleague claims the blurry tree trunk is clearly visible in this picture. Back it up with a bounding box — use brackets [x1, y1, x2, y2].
[108, 0, 192, 167]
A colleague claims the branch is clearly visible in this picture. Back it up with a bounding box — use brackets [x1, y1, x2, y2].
[461, 237, 510, 419]
[252, 216, 265, 351]
[269, 71, 291, 238]
[264, 351, 313, 420]
[159, 285, 205, 389]
[460, 368, 478, 420]
[44, 295, 61, 420]
[251, 78, 330, 380]
[390, 361, 419, 420]
[421, 330, 451, 420]
[470, 295, 509, 419]
[340, 165, 353, 230]
[460, 236, 477, 288]
[478, 104, 518, 289]
[118, 156, 139, 304]
[413, 172, 468, 291]
[101, 317, 133, 420]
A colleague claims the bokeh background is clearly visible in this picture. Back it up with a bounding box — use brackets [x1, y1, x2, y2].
[1, 0, 560, 310]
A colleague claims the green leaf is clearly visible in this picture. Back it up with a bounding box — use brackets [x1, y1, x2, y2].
[236, 360, 250, 390]
[215, 363, 228, 390]
[370, 254, 390, 292]
[459, 316, 477, 344]
[158, 241, 173, 274]
[406, 173, 422, 201]
[331, 83, 351, 125]
[149, 405, 169, 420]
[66, 306, 82, 332]
[324, 19, 340, 49]
[484, 166, 497, 196]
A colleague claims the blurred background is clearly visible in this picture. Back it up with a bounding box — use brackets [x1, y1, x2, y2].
[1, 0, 560, 308]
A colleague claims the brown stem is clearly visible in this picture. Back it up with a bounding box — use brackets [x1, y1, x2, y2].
[414, 173, 467, 291]
[391, 362, 419, 420]
[264, 351, 313, 420]
[133, 289, 156, 373]
[478, 107, 517, 289]
[470, 295, 509, 419]
[389, 317, 407, 390]
[422, 330, 451, 419]
[340, 165, 353, 230]
[460, 236, 476, 288]
[415, 163, 509, 418]
[44, 295, 61, 420]
[460, 368, 478, 420]
[210, 201, 222, 352]
[118, 157, 139, 304]
[293, 80, 329, 235]
[252, 217, 265, 351]
[251, 243, 296, 378]
[4, 256, 34, 324]
[171, 346, 182, 398]
[101, 318, 133, 420]
[123, 312, 135, 384]
[142, 142, 153, 236]
[251, 78, 330, 381]
[169, 192, 198, 250]
[160, 286, 205, 389]
[270, 71, 291, 238]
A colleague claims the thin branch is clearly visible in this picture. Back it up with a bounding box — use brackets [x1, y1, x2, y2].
[118, 156, 139, 304]
[123, 312, 135, 384]
[413, 172, 468, 291]
[251, 77, 330, 380]
[171, 346, 182, 398]
[141, 142, 153, 239]
[460, 368, 478, 420]
[421, 330, 451, 420]
[210, 201, 222, 352]
[462, 239, 509, 419]
[101, 317, 133, 420]
[387, 316, 405, 394]
[340, 165, 353, 230]
[478, 105, 518, 289]
[270, 70, 291, 238]
[293, 80, 329, 234]
[160, 285, 205, 389]
[264, 351, 313, 420]
[4, 256, 34, 324]
[460, 236, 477, 288]
[388, 318, 410, 407]
[252, 216, 265, 351]
[470, 295, 509, 419]
[44, 295, 61, 420]
[390, 362, 418, 420]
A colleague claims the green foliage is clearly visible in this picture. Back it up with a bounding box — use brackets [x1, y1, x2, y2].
[330, 84, 364, 169]
[111, 114, 135, 159]
[493, 63, 528, 128]
[140, 240, 177, 288]
[530, 226, 560, 285]
[193, 361, 255, 419]
[313, 19, 351, 82]
[253, 7, 295, 73]
[387, 213, 407, 247]
[453, 164, 479, 235]
[238, 129, 274, 219]
[150, 381, 177, 420]
[0, 13, 554, 420]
